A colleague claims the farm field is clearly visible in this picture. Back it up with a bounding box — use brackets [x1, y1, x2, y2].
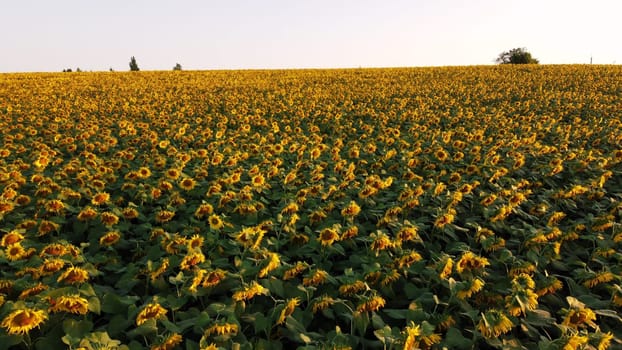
[1, 65, 622, 349]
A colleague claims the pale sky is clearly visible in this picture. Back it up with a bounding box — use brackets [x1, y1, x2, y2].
[1, 0, 620, 72]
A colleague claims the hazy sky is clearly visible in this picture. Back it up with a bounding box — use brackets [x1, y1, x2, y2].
[1, 0, 620, 72]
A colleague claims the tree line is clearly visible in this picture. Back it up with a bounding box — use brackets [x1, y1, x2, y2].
[63, 50, 540, 73]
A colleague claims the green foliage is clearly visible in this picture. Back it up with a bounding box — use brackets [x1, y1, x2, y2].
[173, 63, 182, 71]
[496, 47, 539, 64]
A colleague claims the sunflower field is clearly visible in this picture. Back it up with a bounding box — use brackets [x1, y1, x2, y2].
[1, 65, 621, 349]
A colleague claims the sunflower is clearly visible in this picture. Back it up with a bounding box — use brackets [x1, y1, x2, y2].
[536, 276, 563, 296]
[234, 227, 265, 249]
[151, 333, 183, 350]
[100, 212, 119, 227]
[122, 207, 139, 220]
[15, 195, 31, 206]
[283, 261, 308, 281]
[309, 209, 328, 224]
[39, 243, 67, 257]
[370, 231, 393, 252]
[232, 281, 269, 302]
[194, 203, 214, 218]
[155, 210, 175, 223]
[276, 297, 301, 325]
[456, 278, 485, 300]
[258, 252, 281, 278]
[208, 215, 225, 231]
[1, 230, 25, 247]
[136, 303, 168, 326]
[396, 251, 423, 269]
[563, 335, 589, 350]
[1, 308, 48, 335]
[78, 206, 98, 221]
[18, 282, 48, 300]
[179, 177, 196, 191]
[439, 257, 454, 279]
[99, 231, 122, 246]
[204, 322, 239, 337]
[57, 266, 90, 285]
[49, 295, 89, 315]
[456, 251, 490, 274]
[251, 174, 266, 188]
[505, 288, 539, 316]
[402, 321, 421, 349]
[340, 200, 361, 218]
[149, 258, 170, 282]
[562, 307, 597, 329]
[357, 295, 386, 313]
[0, 280, 13, 294]
[434, 211, 455, 228]
[39, 258, 65, 276]
[0, 200, 15, 215]
[590, 332, 613, 350]
[318, 227, 340, 246]
[91, 192, 110, 206]
[44, 199, 65, 214]
[187, 234, 204, 251]
[5, 243, 27, 261]
[303, 269, 329, 287]
[37, 220, 60, 236]
[280, 202, 299, 215]
[179, 251, 206, 270]
[583, 271, 616, 288]
[339, 280, 366, 296]
[202, 269, 227, 288]
[396, 226, 420, 243]
[136, 167, 152, 179]
[311, 295, 335, 313]
[477, 309, 514, 338]
[341, 225, 359, 240]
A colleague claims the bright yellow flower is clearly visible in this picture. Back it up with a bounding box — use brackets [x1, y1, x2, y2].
[477, 309, 513, 338]
[179, 177, 196, 191]
[49, 295, 89, 315]
[99, 231, 121, 246]
[276, 298, 301, 325]
[1, 308, 48, 335]
[340, 200, 361, 218]
[136, 303, 168, 325]
[57, 266, 90, 285]
[357, 295, 386, 312]
[91, 192, 110, 206]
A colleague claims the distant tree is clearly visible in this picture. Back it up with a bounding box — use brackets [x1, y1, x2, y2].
[496, 48, 539, 64]
[109, 67, 114, 72]
[173, 63, 182, 71]
[129, 56, 140, 71]
[63, 68, 72, 72]
[76, 67, 82, 72]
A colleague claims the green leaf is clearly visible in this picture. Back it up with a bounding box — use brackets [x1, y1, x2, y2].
[127, 319, 158, 338]
[443, 327, 472, 349]
[371, 312, 385, 328]
[0, 335, 23, 350]
[285, 315, 307, 334]
[88, 296, 101, 314]
[101, 293, 138, 314]
[160, 318, 183, 333]
[594, 309, 622, 322]
[62, 319, 93, 339]
[383, 309, 407, 319]
[352, 312, 370, 336]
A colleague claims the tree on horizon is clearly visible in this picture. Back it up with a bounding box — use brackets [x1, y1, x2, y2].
[129, 56, 140, 71]
[496, 48, 539, 64]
